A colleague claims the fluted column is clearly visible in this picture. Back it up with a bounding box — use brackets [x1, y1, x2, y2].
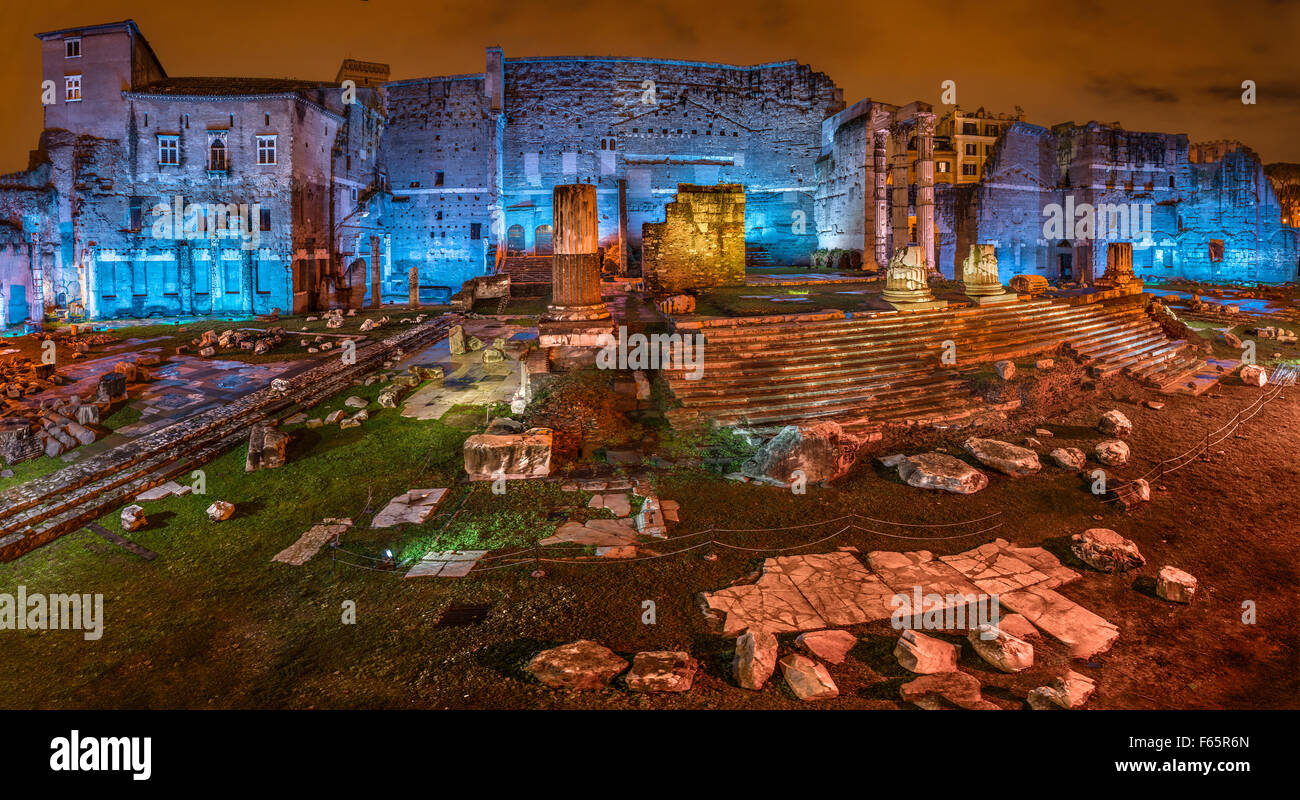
[544, 183, 610, 322]
[916, 112, 937, 277]
[961, 244, 1005, 295]
[890, 122, 911, 255]
[871, 125, 890, 270]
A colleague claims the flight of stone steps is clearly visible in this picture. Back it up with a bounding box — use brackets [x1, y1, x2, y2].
[497, 256, 553, 296]
[663, 289, 1211, 433]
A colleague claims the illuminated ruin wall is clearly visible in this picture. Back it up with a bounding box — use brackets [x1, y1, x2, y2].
[641, 184, 746, 293]
[498, 56, 842, 269]
[381, 74, 498, 302]
[940, 122, 1298, 284]
[8, 19, 1299, 325]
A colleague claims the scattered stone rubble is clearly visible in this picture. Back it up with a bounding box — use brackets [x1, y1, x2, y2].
[525, 640, 628, 690]
[892, 452, 988, 494]
[1071, 528, 1146, 573]
[741, 421, 865, 486]
[1027, 670, 1097, 710]
[778, 654, 839, 700]
[895, 630, 960, 674]
[193, 326, 286, 357]
[463, 418, 553, 480]
[206, 500, 235, 522]
[962, 437, 1041, 477]
[120, 504, 146, 532]
[900, 671, 999, 710]
[1094, 439, 1130, 466]
[967, 624, 1034, 673]
[733, 629, 778, 690]
[625, 651, 699, 693]
[1156, 565, 1198, 603]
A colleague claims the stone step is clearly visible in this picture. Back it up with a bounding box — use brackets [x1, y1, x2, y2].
[664, 306, 1142, 385]
[692, 298, 1069, 345]
[1090, 336, 1186, 378]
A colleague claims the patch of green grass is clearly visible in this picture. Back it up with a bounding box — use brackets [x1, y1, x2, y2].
[0, 455, 64, 492]
[101, 403, 143, 431]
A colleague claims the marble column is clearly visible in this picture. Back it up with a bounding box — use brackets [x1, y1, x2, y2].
[916, 112, 938, 277]
[890, 122, 911, 256]
[369, 235, 382, 309]
[544, 183, 610, 322]
[1101, 242, 1138, 285]
[870, 124, 890, 270]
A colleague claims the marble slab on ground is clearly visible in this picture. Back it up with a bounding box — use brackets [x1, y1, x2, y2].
[399, 340, 523, 422]
[588, 493, 632, 517]
[938, 538, 1079, 595]
[700, 538, 1111, 647]
[768, 552, 896, 627]
[405, 549, 487, 578]
[135, 480, 193, 501]
[371, 488, 447, 528]
[866, 549, 984, 604]
[999, 585, 1120, 659]
[701, 569, 827, 636]
[273, 519, 352, 565]
[540, 518, 640, 548]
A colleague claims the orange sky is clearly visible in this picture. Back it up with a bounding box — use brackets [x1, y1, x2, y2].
[2, 0, 1296, 174]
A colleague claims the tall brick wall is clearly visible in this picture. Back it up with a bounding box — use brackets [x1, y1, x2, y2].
[381, 76, 496, 298]
[499, 56, 842, 269]
[642, 183, 745, 293]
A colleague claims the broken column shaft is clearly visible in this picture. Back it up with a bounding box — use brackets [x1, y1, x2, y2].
[544, 183, 610, 322]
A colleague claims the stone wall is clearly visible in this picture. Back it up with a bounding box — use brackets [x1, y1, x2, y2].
[946, 121, 1299, 284]
[381, 75, 496, 299]
[642, 184, 745, 293]
[499, 56, 843, 268]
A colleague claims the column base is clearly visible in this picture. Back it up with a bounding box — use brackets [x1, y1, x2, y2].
[966, 292, 1021, 306]
[538, 318, 616, 349]
[885, 298, 948, 312]
[541, 302, 611, 324]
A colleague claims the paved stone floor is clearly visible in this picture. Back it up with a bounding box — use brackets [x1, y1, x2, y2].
[52, 349, 307, 462]
[399, 319, 532, 421]
[700, 539, 1119, 659]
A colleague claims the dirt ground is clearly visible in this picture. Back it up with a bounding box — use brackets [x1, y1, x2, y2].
[2, 362, 1295, 710]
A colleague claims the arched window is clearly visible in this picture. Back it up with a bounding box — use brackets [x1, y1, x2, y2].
[208, 133, 228, 172]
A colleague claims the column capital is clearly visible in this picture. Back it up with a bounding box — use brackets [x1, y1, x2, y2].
[915, 111, 937, 137]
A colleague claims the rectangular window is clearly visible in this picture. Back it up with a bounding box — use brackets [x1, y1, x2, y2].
[434, 171, 445, 186]
[1209, 239, 1225, 262]
[128, 197, 144, 231]
[255, 260, 272, 294]
[470, 222, 482, 240]
[256, 135, 277, 165]
[937, 161, 950, 174]
[193, 257, 210, 294]
[65, 38, 81, 58]
[964, 143, 977, 156]
[158, 135, 179, 165]
[64, 75, 81, 102]
[962, 163, 978, 176]
[225, 258, 241, 293]
[962, 122, 978, 135]
[132, 261, 147, 296]
[260, 208, 271, 231]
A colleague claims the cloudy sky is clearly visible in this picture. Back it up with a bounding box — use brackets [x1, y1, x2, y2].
[2, 0, 1295, 174]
